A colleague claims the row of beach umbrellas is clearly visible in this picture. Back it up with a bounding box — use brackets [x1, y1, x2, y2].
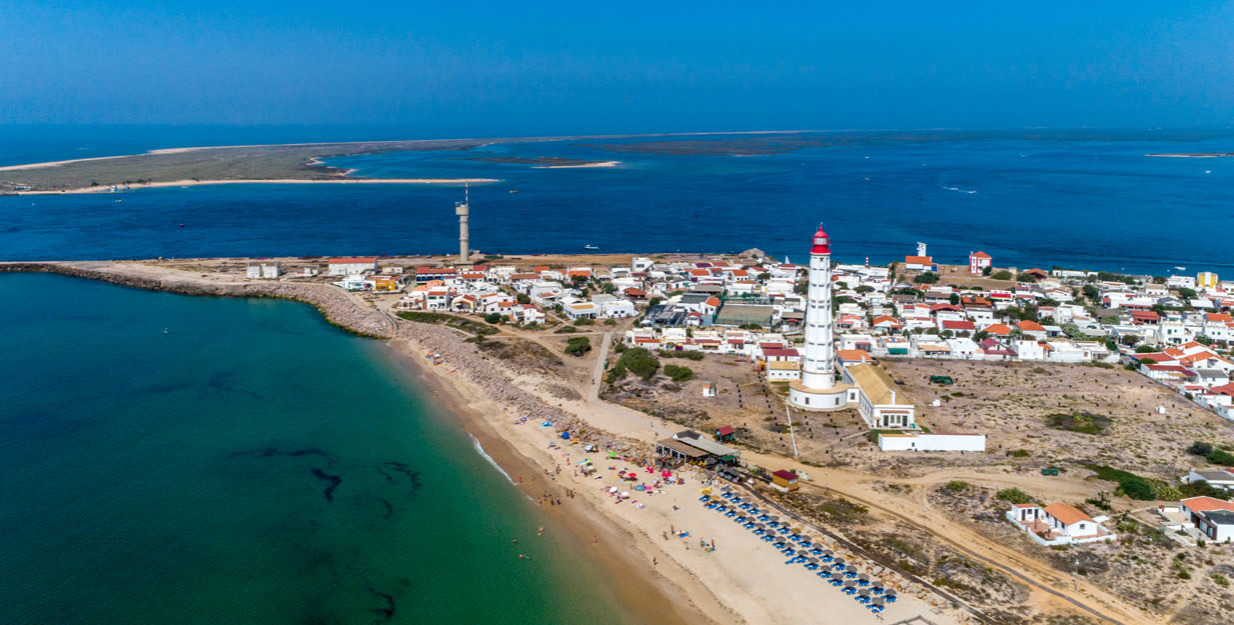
[705, 487, 897, 613]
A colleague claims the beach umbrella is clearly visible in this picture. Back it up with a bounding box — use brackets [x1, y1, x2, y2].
[620, 492, 629, 498]
[807, 557, 819, 564]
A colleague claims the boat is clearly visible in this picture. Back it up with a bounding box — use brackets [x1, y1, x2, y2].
[1175, 266, 1186, 271]
[584, 245, 599, 250]
[508, 189, 519, 193]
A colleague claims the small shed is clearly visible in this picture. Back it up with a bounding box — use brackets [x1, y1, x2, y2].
[715, 426, 736, 442]
[771, 469, 800, 493]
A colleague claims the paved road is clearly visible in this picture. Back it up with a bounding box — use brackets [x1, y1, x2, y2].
[588, 331, 613, 401]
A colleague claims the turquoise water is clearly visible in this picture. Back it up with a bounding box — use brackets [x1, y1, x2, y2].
[0, 273, 634, 624]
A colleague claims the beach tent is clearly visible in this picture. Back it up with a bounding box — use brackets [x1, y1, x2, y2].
[561, 432, 570, 440]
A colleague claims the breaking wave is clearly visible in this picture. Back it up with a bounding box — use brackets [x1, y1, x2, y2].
[940, 185, 978, 194]
[470, 434, 516, 485]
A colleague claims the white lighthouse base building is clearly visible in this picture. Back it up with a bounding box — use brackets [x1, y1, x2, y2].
[788, 382, 854, 411]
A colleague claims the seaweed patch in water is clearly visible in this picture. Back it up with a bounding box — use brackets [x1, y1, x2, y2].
[311, 468, 342, 502]
[362, 577, 399, 623]
[229, 447, 339, 467]
[380, 461, 422, 495]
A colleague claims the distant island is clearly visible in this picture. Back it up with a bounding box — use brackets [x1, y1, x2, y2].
[0, 131, 783, 193]
[1146, 152, 1234, 158]
[466, 156, 620, 168]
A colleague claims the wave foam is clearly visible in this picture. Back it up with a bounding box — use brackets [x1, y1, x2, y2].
[470, 434, 516, 485]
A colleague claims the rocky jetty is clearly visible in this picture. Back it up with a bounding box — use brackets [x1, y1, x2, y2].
[0, 261, 396, 338]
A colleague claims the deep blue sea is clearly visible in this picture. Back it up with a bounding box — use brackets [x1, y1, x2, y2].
[3, 126, 1234, 273]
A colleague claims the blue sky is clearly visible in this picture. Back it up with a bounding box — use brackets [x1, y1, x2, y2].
[3, 1, 1232, 134]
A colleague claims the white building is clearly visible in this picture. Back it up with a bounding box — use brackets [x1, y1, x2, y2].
[247, 262, 281, 279]
[878, 432, 985, 452]
[1006, 503, 1116, 546]
[328, 257, 378, 276]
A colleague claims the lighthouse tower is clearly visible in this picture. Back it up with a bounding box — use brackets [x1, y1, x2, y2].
[788, 224, 851, 411]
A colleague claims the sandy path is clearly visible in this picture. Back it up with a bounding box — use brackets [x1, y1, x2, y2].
[737, 458, 1157, 625]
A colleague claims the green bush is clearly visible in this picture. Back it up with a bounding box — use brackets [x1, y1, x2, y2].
[944, 481, 970, 492]
[564, 337, 592, 357]
[1209, 449, 1234, 466]
[996, 488, 1032, 505]
[913, 272, 940, 284]
[1046, 412, 1111, 435]
[574, 318, 595, 326]
[663, 364, 694, 382]
[484, 313, 503, 324]
[1188, 441, 1215, 456]
[991, 270, 1013, 280]
[616, 347, 659, 380]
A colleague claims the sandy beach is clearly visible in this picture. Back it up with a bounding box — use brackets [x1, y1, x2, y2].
[11, 177, 499, 195]
[393, 329, 965, 625]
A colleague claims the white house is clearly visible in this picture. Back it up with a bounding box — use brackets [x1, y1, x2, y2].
[1006, 503, 1115, 546]
[247, 262, 281, 279]
[328, 257, 378, 276]
[1180, 496, 1234, 543]
[563, 300, 599, 321]
[878, 432, 986, 452]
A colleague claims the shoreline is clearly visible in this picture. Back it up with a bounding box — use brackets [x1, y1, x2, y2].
[0, 260, 970, 625]
[383, 342, 718, 625]
[10, 177, 500, 195]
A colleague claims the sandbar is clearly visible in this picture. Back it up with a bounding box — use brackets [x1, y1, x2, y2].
[12, 177, 499, 195]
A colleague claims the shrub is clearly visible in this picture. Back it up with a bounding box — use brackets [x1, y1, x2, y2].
[484, 313, 503, 324]
[1179, 480, 1226, 499]
[1007, 449, 1031, 458]
[574, 318, 595, 326]
[1046, 412, 1112, 435]
[564, 337, 592, 357]
[991, 270, 1013, 280]
[944, 481, 969, 492]
[1188, 441, 1215, 456]
[913, 272, 940, 284]
[1209, 449, 1234, 466]
[996, 488, 1032, 505]
[663, 364, 694, 382]
[1214, 574, 1230, 587]
[616, 347, 659, 380]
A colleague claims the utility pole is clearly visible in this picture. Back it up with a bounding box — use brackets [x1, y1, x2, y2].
[784, 405, 799, 458]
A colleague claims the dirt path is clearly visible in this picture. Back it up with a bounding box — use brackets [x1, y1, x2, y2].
[738, 455, 1158, 625]
[589, 331, 613, 401]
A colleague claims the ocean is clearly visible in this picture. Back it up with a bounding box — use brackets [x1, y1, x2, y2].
[0, 272, 637, 625]
[2, 127, 1234, 273]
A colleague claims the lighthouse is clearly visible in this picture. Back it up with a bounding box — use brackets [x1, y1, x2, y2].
[788, 224, 851, 411]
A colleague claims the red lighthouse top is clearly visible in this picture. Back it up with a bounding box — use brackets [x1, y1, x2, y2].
[810, 226, 831, 255]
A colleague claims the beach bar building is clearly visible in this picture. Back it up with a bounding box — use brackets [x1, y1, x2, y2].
[771, 470, 800, 493]
[655, 438, 709, 466]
